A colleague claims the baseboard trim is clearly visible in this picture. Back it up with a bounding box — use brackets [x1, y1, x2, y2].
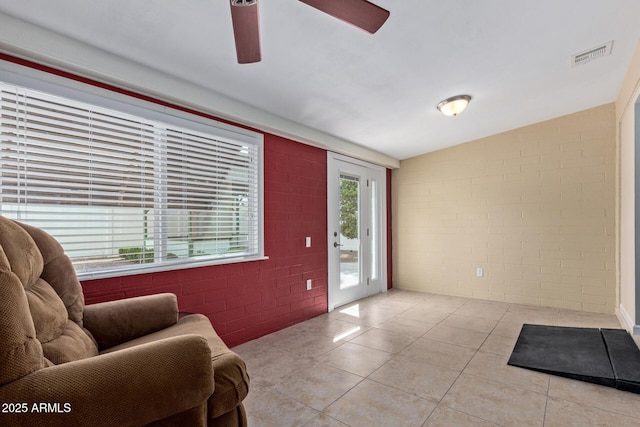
[617, 304, 640, 335]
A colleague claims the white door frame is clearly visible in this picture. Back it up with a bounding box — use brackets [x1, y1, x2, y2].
[327, 152, 387, 311]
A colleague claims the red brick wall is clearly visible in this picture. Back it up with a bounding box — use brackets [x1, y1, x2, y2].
[82, 133, 328, 347]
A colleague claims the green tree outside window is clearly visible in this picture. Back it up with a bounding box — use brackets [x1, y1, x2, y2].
[340, 177, 359, 240]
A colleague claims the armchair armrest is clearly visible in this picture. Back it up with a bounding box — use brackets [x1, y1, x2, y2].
[0, 334, 214, 427]
[83, 293, 179, 350]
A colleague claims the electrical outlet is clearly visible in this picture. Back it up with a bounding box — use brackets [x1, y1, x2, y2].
[305, 236, 311, 247]
[306, 279, 312, 290]
[476, 267, 484, 277]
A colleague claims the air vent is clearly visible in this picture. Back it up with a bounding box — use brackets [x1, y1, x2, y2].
[571, 41, 613, 67]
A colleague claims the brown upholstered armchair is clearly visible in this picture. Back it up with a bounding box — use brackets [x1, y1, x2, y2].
[0, 216, 249, 426]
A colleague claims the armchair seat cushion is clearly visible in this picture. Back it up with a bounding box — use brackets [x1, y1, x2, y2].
[102, 313, 250, 419]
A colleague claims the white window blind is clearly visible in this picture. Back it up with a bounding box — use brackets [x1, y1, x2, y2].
[0, 81, 263, 279]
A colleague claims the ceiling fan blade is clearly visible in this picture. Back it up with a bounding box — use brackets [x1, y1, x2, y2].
[230, 0, 261, 64]
[299, 0, 390, 34]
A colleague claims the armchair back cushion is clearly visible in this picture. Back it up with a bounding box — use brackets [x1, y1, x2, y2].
[0, 216, 97, 386]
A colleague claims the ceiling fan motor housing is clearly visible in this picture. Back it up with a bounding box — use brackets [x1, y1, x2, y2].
[230, 0, 261, 64]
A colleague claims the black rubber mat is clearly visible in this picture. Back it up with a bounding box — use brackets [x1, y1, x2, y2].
[507, 324, 615, 388]
[508, 324, 640, 393]
[601, 328, 640, 393]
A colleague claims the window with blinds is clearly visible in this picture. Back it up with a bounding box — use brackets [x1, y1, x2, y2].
[0, 80, 263, 279]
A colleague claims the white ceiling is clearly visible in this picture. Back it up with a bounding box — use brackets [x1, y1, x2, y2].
[0, 0, 639, 161]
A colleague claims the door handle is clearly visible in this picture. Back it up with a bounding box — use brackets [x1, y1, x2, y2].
[333, 242, 343, 248]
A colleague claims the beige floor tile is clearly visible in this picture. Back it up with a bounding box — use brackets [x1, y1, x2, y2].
[383, 289, 435, 305]
[440, 374, 546, 427]
[357, 297, 416, 314]
[235, 290, 640, 427]
[397, 306, 452, 323]
[544, 397, 640, 427]
[439, 313, 499, 333]
[359, 307, 402, 325]
[233, 342, 315, 386]
[423, 324, 489, 349]
[335, 299, 399, 312]
[375, 316, 438, 337]
[463, 351, 550, 394]
[303, 413, 349, 427]
[244, 383, 319, 427]
[251, 324, 305, 347]
[491, 320, 526, 339]
[369, 355, 461, 402]
[326, 308, 350, 321]
[337, 306, 400, 327]
[292, 317, 371, 342]
[427, 295, 470, 311]
[379, 296, 423, 310]
[330, 324, 370, 343]
[556, 309, 622, 329]
[276, 363, 363, 411]
[270, 330, 344, 358]
[502, 305, 558, 325]
[319, 342, 392, 377]
[508, 303, 559, 316]
[453, 300, 509, 321]
[388, 288, 433, 298]
[324, 379, 436, 427]
[401, 337, 476, 371]
[548, 376, 640, 420]
[423, 405, 501, 427]
[349, 327, 417, 353]
[479, 333, 518, 356]
[329, 302, 363, 321]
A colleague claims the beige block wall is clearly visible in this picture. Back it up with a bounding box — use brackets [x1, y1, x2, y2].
[616, 41, 640, 329]
[393, 104, 617, 313]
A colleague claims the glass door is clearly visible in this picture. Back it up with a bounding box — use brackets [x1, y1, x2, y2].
[327, 153, 386, 311]
[338, 173, 362, 290]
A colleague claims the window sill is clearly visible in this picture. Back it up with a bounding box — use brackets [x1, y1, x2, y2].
[77, 255, 270, 282]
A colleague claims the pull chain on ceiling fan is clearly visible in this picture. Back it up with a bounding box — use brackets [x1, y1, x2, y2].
[230, 0, 390, 64]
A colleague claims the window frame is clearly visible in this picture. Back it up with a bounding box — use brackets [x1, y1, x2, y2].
[0, 66, 266, 281]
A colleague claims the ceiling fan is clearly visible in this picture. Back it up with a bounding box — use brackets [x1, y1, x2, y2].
[230, 0, 390, 64]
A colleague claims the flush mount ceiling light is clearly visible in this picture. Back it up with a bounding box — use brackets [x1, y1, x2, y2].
[437, 95, 472, 116]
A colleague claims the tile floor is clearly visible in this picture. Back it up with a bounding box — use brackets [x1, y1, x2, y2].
[232, 290, 640, 427]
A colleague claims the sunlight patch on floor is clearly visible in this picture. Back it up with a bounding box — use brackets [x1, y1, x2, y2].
[339, 304, 360, 318]
[333, 326, 361, 343]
